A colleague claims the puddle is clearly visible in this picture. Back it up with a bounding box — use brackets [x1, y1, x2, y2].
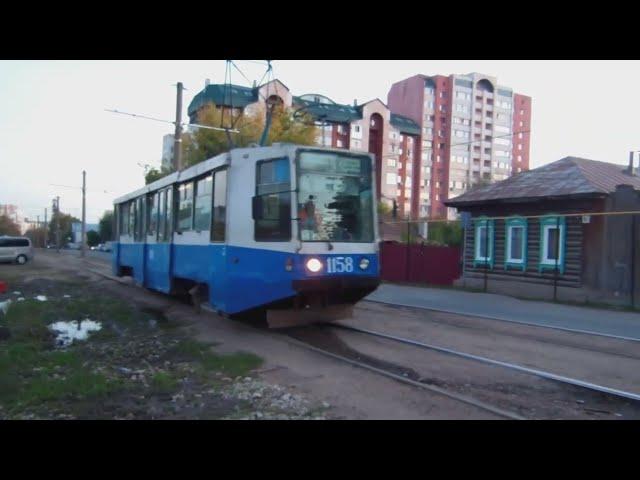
[49, 319, 102, 347]
[0, 299, 12, 315]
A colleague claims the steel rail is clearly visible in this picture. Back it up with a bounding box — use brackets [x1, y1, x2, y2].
[332, 323, 640, 403]
[363, 298, 640, 343]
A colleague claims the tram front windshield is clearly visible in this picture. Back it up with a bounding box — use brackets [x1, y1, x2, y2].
[297, 151, 374, 243]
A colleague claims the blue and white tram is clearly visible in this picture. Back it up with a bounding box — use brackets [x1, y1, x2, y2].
[112, 143, 380, 324]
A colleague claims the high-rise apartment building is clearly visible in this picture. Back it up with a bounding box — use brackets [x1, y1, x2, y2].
[187, 79, 421, 213]
[388, 73, 531, 219]
[160, 133, 175, 171]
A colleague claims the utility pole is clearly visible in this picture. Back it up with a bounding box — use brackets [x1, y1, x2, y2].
[81, 170, 86, 258]
[173, 82, 184, 172]
[55, 196, 61, 252]
[44, 207, 48, 248]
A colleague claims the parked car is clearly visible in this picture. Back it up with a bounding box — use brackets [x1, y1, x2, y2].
[91, 244, 102, 251]
[0, 236, 34, 264]
[103, 241, 113, 252]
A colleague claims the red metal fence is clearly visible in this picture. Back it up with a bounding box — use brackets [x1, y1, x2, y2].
[380, 242, 462, 285]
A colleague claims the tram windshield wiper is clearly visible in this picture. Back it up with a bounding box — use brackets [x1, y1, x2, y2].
[327, 240, 334, 251]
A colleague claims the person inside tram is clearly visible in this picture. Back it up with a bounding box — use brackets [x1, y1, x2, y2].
[299, 195, 317, 232]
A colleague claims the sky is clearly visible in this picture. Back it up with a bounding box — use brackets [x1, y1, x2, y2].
[0, 60, 638, 224]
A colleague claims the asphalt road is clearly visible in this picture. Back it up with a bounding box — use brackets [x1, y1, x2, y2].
[48, 248, 112, 263]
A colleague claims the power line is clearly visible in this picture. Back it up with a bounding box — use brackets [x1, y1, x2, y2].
[105, 109, 239, 133]
[423, 129, 532, 150]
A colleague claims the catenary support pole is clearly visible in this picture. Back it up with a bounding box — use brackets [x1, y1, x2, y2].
[81, 170, 86, 258]
[173, 82, 184, 171]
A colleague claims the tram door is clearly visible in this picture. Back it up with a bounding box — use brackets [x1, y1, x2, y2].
[144, 187, 174, 293]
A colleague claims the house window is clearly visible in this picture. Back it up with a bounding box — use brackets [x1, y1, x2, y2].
[539, 216, 566, 273]
[505, 217, 527, 270]
[474, 218, 494, 267]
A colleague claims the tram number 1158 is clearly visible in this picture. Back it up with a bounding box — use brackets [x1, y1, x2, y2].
[326, 257, 354, 273]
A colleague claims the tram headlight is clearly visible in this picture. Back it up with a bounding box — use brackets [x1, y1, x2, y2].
[305, 257, 323, 273]
[359, 258, 370, 270]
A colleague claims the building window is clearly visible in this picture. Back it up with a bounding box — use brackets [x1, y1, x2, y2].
[386, 173, 397, 185]
[387, 158, 396, 167]
[539, 216, 566, 273]
[474, 218, 494, 267]
[505, 217, 527, 270]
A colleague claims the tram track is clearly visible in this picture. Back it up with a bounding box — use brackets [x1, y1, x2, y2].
[357, 301, 640, 362]
[78, 259, 640, 419]
[364, 298, 640, 343]
[329, 323, 640, 404]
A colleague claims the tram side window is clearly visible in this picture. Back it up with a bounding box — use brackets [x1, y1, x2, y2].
[177, 182, 194, 232]
[254, 158, 291, 241]
[211, 169, 227, 242]
[134, 197, 145, 242]
[119, 203, 130, 236]
[158, 189, 167, 241]
[128, 201, 136, 237]
[147, 192, 159, 238]
[194, 175, 212, 232]
[166, 187, 173, 240]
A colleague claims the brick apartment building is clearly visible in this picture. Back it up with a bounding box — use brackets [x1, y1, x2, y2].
[183, 73, 531, 221]
[388, 72, 531, 219]
[186, 79, 421, 216]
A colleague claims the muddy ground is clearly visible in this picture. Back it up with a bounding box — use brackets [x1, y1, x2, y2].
[0, 259, 330, 420]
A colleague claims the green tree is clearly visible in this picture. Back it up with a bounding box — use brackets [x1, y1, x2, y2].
[468, 177, 492, 191]
[98, 210, 114, 241]
[48, 211, 79, 246]
[25, 227, 46, 247]
[145, 166, 172, 185]
[182, 103, 317, 168]
[87, 230, 101, 247]
[0, 214, 21, 236]
[427, 222, 463, 247]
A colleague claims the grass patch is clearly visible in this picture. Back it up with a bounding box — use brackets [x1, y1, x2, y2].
[0, 293, 141, 417]
[170, 339, 263, 378]
[151, 371, 178, 393]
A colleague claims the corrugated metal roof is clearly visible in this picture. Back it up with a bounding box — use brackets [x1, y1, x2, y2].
[390, 113, 421, 135]
[446, 157, 640, 207]
[188, 84, 258, 117]
[292, 96, 361, 123]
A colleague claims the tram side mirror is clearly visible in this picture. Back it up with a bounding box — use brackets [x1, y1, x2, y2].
[252, 196, 263, 220]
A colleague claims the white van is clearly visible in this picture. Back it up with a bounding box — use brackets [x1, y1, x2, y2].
[0, 236, 34, 264]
